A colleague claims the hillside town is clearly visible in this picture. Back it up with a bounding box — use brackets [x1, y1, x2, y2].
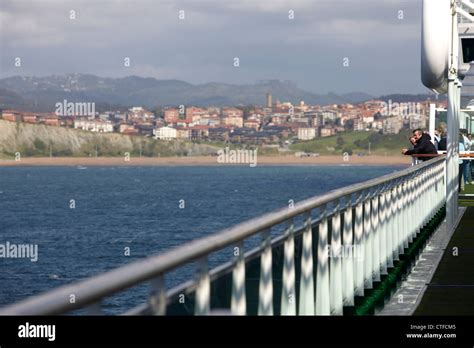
[0, 94, 447, 145]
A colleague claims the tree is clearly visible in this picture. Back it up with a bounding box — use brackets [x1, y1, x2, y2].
[342, 148, 353, 155]
[336, 136, 345, 146]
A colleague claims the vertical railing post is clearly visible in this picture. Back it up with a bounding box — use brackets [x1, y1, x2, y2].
[426, 168, 431, 220]
[420, 170, 427, 227]
[299, 212, 315, 315]
[397, 182, 404, 256]
[316, 205, 330, 315]
[342, 194, 355, 306]
[427, 167, 433, 218]
[435, 164, 440, 211]
[353, 192, 365, 297]
[414, 173, 419, 238]
[195, 257, 210, 315]
[231, 241, 246, 315]
[379, 186, 388, 276]
[391, 181, 400, 262]
[330, 199, 343, 315]
[426, 167, 431, 220]
[440, 161, 446, 208]
[371, 189, 380, 283]
[406, 177, 412, 245]
[281, 219, 296, 315]
[149, 275, 166, 315]
[258, 229, 273, 315]
[385, 182, 394, 269]
[430, 166, 436, 217]
[407, 176, 415, 244]
[443, 159, 447, 208]
[363, 192, 373, 290]
[411, 172, 418, 237]
[402, 180, 409, 250]
[415, 171, 422, 235]
[416, 171, 422, 231]
[436, 163, 440, 206]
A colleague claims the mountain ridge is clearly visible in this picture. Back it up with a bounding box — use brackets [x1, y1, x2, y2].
[0, 74, 437, 112]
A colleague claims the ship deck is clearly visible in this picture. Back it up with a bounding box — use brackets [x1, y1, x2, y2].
[415, 186, 474, 315]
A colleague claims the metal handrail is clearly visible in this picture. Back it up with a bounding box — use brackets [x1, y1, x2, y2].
[411, 153, 474, 157]
[0, 156, 446, 316]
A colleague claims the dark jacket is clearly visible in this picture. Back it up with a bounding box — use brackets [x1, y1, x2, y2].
[405, 133, 438, 161]
[438, 136, 447, 151]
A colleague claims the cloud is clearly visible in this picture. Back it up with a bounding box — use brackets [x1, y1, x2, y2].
[0, 0, 426, 94]
[184, 0, 315, 13]
[0, 9, 66, 46]
[314, 19, 419, 45]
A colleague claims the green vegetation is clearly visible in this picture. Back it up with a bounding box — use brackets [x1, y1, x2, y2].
[290, 130, 412, 155]
[255, 147, 280, 156]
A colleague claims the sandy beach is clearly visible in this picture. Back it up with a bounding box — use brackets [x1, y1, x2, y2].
[0, 155, 412, 167]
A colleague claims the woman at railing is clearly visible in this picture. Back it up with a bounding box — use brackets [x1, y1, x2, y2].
[407, 135, 419, 166]
[436, 128, 447, 151]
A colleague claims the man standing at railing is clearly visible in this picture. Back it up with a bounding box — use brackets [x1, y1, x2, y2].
[461, 130, 472, 185]
[401, 129, 438, 162]
[459, 137, 467, 192]
[468, 134, 473, 184]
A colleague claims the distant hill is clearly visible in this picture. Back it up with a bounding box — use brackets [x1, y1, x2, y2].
[0, 74, 439, 112]
[0, 74, 376, 112]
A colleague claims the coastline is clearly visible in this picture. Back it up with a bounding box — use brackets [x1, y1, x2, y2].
[0, 155, 412, 167]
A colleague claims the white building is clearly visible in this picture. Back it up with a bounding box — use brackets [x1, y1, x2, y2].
[130, 106, 144, 113]
[154, 126, 177, 140]
[321, 110, 338, 123]
[74, 120, 114, 133]
[298, 127, 317, 140]
[362, 115, 375, 123]
[409, 114, 427, 130]
[382, 116, 403, 134]
[223, 116, 244, 128]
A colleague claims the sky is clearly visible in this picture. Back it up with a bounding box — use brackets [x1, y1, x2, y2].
[0, 0, 428, 95]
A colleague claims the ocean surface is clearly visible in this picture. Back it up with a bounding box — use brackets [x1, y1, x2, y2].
[0, 165, 402, 313]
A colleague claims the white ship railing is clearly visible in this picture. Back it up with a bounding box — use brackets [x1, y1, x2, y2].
[0, 156, 446, 315]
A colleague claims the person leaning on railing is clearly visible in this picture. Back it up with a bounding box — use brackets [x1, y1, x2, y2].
[401, 129, 438, 162]
[435, 127, 447, 151]
[459, 136, 467, 192]
[461, 130, 472, 185]
[468, 133, 473, 184]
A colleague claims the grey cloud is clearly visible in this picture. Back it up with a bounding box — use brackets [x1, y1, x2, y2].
[0, 0, 426, 95]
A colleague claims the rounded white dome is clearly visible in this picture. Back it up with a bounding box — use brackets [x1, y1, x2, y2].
[421, 0, 451, 94]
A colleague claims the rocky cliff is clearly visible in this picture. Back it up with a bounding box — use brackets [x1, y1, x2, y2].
[0, 120, 219, 158]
